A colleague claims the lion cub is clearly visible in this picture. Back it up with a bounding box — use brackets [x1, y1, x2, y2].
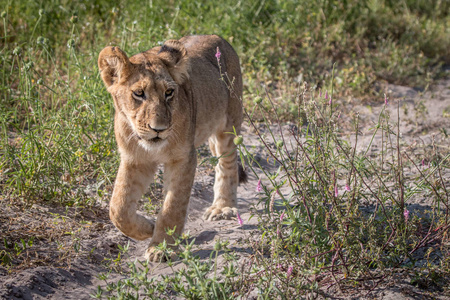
[98, 35, 244, 261]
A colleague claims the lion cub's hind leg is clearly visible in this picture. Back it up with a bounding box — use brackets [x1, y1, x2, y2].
[203, 130, 240, 221]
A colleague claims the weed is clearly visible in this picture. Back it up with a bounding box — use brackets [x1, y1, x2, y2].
[94, 234, 239, 299]
[233, 82, 449, 296]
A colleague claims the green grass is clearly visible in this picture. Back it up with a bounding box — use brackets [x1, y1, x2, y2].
[1, 0, 448, 205]
[0, 0, 449, 297]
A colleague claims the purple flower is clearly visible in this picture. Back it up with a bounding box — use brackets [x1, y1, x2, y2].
[256, 179, 262, 192]
[384, 93, 388, 105]
[325, 91, 329, 100]
[421, 159, 425, 167]
[329, 96, 332, 105]
[334, 185, 338, 197]
[237, 212, 243, 226]
[345, 184, 351, 192]
[280, 211, 285, 222]
[404, 209, 410, 222]
[215, 47, 221, 60]
[287, 266, 293, 278]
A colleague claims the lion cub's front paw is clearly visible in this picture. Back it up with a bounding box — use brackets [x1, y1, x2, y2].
[144, 245, 178, 263]
[203, 206, 238, 221]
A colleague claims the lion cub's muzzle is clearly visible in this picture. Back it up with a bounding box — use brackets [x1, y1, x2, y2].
[136, 124, 171, 144]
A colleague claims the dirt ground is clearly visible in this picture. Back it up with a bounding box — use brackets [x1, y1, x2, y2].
[1, 79, 449, 299]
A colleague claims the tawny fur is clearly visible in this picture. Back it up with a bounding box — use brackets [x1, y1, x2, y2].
[98, 35, 243, 261]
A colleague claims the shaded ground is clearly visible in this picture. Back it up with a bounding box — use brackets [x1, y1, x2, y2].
[0, 80, 449, 299]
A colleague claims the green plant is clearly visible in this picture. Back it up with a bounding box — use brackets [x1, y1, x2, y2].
[1, 237, 34, 266]
[233, 81, 449, 296]
[94, 234, 239, 299]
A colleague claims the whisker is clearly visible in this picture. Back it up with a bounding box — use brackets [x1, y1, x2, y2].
[127, 131, 139, 143]
[170, 128, 181, 144]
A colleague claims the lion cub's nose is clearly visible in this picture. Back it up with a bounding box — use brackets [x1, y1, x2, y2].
[149, 125, 167, 133]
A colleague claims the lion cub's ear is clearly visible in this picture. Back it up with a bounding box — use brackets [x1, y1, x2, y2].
[157, 40, 190, 85]
[98, 46, 131, 88]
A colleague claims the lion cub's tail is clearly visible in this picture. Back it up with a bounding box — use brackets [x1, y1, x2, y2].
[238, 163, 248, 185]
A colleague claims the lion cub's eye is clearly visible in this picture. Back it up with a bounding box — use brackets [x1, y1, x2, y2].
[165, 89, 174, 100]
[132, 90, 145, 100]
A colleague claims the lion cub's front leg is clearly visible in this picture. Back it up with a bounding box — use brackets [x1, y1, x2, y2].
[109, 161, 157, 241]
[145, 150, 197, 262]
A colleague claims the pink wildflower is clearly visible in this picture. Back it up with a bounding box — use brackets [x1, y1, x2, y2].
[280, 211, 285, 222]
[404, 209, 410, 222]
[319, 90, 322, 98]
[215, 47, 221, 60]
[384, 93, 388, 105]
[325, 91, 328, 100]
[345, 184, 351, 192]
[237, 212, 243, 226]
[334, 185, 338, 197]
[256, 179, 262, 192]
[329, 96, 332, 105]
[287, 266, 293, 278]
[421, 159, 425, 167]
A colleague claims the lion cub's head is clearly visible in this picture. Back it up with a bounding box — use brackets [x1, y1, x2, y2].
[98, 40, 190, 148]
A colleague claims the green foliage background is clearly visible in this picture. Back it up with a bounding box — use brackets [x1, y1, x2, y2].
[0, 1, 449, 296]
[1, 0, 448, 205]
